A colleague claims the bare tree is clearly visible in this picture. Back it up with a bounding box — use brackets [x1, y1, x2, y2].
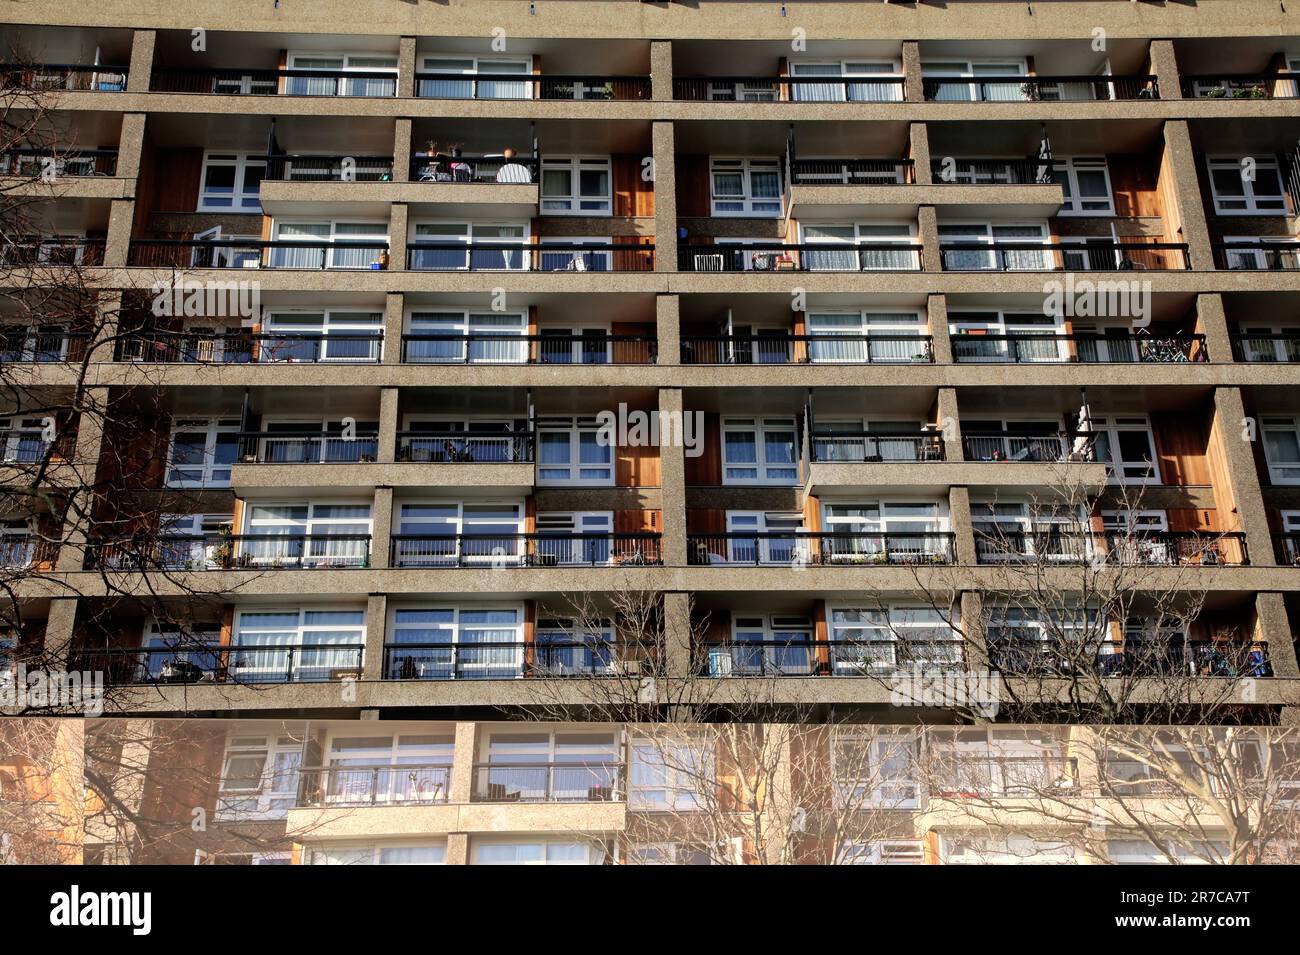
[0, 716, 83, 864]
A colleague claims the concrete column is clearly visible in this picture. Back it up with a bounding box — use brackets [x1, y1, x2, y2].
[1161, 119, 1213, 272]
[392, 119, 412, 182]
[948, 485, 976, 566]
[663, 591, 692, 679]
[115, 113, 147, 183]
[450, 722, 477, 803]
[58, 386, 110, 570]
[936, 386, 963, 462]
[1213, 387, 1274, 562]
[901, 40, 924, 103]
[1195, 292, 1233, 364]
[41, 597, 80, 664]
[650, 39, 673, 102]
[387, 202, 408, 273]
[370, 486, 393, 569]
[1148, 39, 1183, 100]
[655, 293, 680, 365]
[1255, 592, 1298, 678]
[91, 291, 123, 362]
[959, 591, 989, 670]
[927, 293, 952, 364]
[917, 204, 941, 274]
[908, 122, 932, 185]
[126, 29, 155, 93]
[652, 121, 677, 272]
[397, 36, 417, 98]
[445, 833, 470, 865]
[361, 593, 388, 681]
[658, 387, 687, 567]
[383, 292, 404, 365]
[103, 198, 135, 267]
[378, 386, 400, 464]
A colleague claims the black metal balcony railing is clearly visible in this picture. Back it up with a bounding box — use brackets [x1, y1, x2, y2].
[932, 756, 1081, 796]
[88, 534, 373, 571]
[939, 241, 1190, 272]
[114, 331, 383, 364]
[262, 154, 395, 182]
[401, 333, 656, 364]
[1213, 242, 1300, 271]
[0, 329, 92, 363]
[396, 431, 535, 463]
[406, 242, 654, 272]
[382, 640, 659, 680]
[2, 64, 128, 92]
[678, 243, 923, 272]
[810, 431, 946, 463]
[923, 74, 1158, 102]
[1, 238, 106, 267]
[962, 432, 1097, 463]
[789, 158, 914, 185]
[1231, 333, 1300, 363]
[975, 530, 1250, 566]
[150, 68, 398, 97]
[390, 533, 663, 568]
[127, 238, 390, 270]
[989, 638, 1272, 679]
[1, 148, 119, 177]
[951, 333, 1208, 364]
[472, 762, 625, 803]
[415, 73, 650, 101]
[1182, 73, 1300, 100]
[699, 638, 967, 677]
[296, 764, 453, 807]
[1273, 534, 1300, 565]
[238, 431, 381, 464]
[77, 644, 366, 685]
[687, 532, 956, 567]
[681, 335, 933, 365]
[930, 159, 1054, 185]
[0, 536, 58, 570]
[409, 153, 539, 184]
[673, 75, 905, 102]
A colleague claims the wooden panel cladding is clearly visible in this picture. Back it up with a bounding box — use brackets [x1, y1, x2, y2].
[614, 508, 662, 533]
[1205, 409, 1241, 529]
[1155, 141, 1186, 247]
[1151, 410, 1211, 487]
[1166, 508, 1220, 532]
[612, 321, 654, 363]
[612, 153, 654, 217]
[134, 143, 203, 233]
[803, 491, 821, 532]
[694, 608, 731, 645]
[1108, 153, 1163, 220]
[685, 412, 722, 485]
[616, 433, 661, 487]
[675, 153, 712, 218]
[686, 508, 726, 534]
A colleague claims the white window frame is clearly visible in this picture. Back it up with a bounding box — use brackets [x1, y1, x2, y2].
[409, 221, 530, 271]
[231, 606, 367, 682]
[722, 510, 806, 565]
[831, 731, 922, 810]
[284, 52, 399, 98]
[539, 156, 613, 215]
[261, 309, 383, 363]
[843, 840, 926, 865]
[710, 157, 785, 217]
[418, 55, 533, 100]
[788, 59, 903, 103]
[921, 58, 1029, 102]
[536, 415, 614, 486]
[799, 222, 920, 272]
[307, 842, 448, 865]
[197, 151, 267, 212]
[1092, 415, 1161, 485]
[1053, 157, 1115, 215]
[939, 221, 1052, 271]
[1263, 416, 1300, 484]
[716, 613, 815, 676]
[165, 416, 241, 488]
[471, 838, 609, 865]
[804, 310, 926, 363]
[405, 308, 528, 363]
[721, 416, 799, 485]
[215, 733, 304, 821]
[240, 501, 373, 568]
[535, 510, 615, 566]
[386, 604, 525, 680]
[1207, 156, 1288, 215]
[827, 605, 959, 676]
[269, 220, 389, 270]
[629, 737, 715, 811]
[395, 500, 525, 566]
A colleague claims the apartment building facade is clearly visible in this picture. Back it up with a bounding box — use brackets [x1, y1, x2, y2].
[2, 0, 1300, 727]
